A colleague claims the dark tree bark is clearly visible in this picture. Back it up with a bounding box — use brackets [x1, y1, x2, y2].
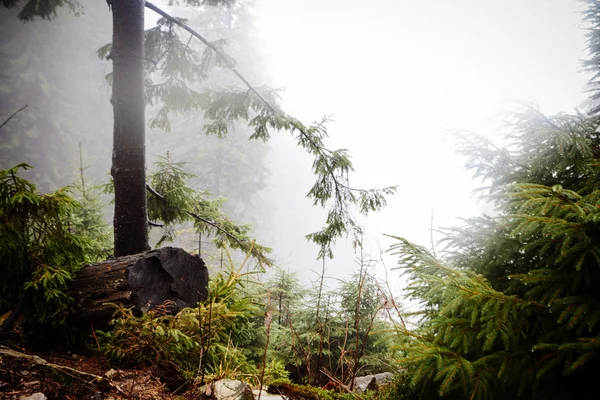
[110, 0, 149, 256]
[71, 247, 209, 327]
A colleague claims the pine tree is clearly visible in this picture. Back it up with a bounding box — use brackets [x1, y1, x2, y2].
[389, 108, 600, 399]
[0, 163, 89, 328]
[386, 3, 600, 397]
[3, 0, 396, 258]
[266, 267, 304, 327]
[145, 152, 273, 266]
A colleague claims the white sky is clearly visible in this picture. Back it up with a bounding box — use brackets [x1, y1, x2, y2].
[248, 0, 590, 292]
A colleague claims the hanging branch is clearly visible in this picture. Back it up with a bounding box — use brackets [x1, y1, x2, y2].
[146, 182, 166, 202]
[143, 2, 397, 258]
[187, 211, 245, 248]
[145, 182, 273, 266]
[145, 1, 268, 106]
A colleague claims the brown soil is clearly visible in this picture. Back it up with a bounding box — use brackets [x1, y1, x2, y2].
[0, 345, 183, 400]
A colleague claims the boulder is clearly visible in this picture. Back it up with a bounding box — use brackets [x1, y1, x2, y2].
[353, 372, 393, 393]
[200, 379, 254, 400]
[19, 393, 47, 400]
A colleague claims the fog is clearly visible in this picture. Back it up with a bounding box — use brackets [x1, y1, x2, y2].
[0, 0, 591, 295]
[254, 0, 590, 289]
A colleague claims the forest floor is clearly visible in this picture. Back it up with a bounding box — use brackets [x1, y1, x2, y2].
[0, 343, 286, 399]
[0, 343, 189, 399]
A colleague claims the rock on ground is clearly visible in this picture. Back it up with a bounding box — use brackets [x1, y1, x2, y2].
[252, 389, 284, 399]
[19, 393, 46, 400]
[353, 372, 394, 393]
[200, 379, 254, 400]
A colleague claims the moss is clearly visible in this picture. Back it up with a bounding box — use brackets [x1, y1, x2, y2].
[268, 379, 355, 400]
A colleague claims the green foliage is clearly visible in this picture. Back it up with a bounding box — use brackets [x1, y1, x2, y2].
[0, 163, 88, 326]
[583, 0, 600, 114]
[262, 359, 290, 386]
[96, 304, 199, 377]
[147, 152, 273, 265]
[98, 258, 262, 383]
[338, 262, 394, 381]
[268, 379, 355, 400]
[1, 0, 81, 21]
[69, 166, 112, 263]
[452, 104, 598, 202]
[104, 3, 395, 260]
[389, 104, 600, 400]
[249, 110, 398, 258]
[265, 255, 396, 388]
[266, 267, 305, 327]
[365, 373, 418, 400]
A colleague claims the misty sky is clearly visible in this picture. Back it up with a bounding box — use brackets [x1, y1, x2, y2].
[250, 0, 590, 290]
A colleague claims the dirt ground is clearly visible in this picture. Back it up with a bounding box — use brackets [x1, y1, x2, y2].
[0, 344, 182, 400]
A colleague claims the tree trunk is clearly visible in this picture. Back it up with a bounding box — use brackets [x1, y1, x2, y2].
[70, 247, 209, 328]
[110, 0, 148, 256]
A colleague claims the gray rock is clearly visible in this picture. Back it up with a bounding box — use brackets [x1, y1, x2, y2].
[201, 379, 254, 400]
[19, 393, 47, 400]
[353, 372, 393, 393]
[104, 368, 122, 380]
[252, 389, 284, 399]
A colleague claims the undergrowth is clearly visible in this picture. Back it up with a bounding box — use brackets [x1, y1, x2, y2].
[96, 261, 262, 387]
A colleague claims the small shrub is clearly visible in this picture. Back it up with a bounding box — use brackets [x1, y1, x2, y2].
[97, 304, 199, 377]
[262, 359, 290, 386]
[97, 265, 263, 384]
[268, 379, 355, 400]
[1, 163, 90, 328]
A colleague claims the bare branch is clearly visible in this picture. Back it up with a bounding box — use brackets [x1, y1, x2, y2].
[0, 105, 27, 131]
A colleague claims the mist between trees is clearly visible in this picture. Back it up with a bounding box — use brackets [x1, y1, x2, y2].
[2, 0, 600, 399]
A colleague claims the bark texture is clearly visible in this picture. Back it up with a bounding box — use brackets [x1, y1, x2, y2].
[110, 0, 148, 256]
[71, 247, 209, 327]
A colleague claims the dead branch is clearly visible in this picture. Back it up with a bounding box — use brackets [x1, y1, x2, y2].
[0, 345, 128, 396]
[0, 105, 28, 131]
[320, 368, 363, 399]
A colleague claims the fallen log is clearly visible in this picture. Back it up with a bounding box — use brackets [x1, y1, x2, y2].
[70, 247, 208, 327]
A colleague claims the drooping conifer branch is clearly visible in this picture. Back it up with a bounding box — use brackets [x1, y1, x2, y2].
[146, 182, 166, 202]
[187, 211, 245, 249]
[145, 176, 273, 267]
[145, 1, 270, 107]
[143, 2, 397, 258]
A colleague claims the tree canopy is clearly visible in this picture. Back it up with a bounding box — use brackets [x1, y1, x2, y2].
[2, 0, 396, 258]
[385, 2, 600, 394]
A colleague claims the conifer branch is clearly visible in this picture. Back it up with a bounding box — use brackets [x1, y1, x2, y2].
[144, 2, 396, 257]
[145, 1, 270, 108]
[146, 182, 166, 202]
[187, 211, 244, 248]
[145, 180, 273, 266]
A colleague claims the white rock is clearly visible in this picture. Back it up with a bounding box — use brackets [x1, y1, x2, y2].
[202, 379, 254, 400]
[19, 393, 47, 400]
